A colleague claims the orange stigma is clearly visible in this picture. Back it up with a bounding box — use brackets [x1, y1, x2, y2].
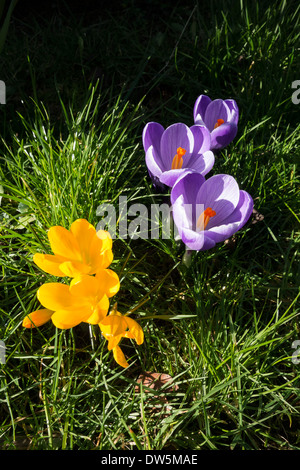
[197, 207, 216, 231]
[171, 147, 186, 170]
[214, 118, 225, 129]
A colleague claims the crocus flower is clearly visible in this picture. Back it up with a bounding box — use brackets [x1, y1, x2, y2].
[23, 271, 120, 329]
[170, 172, 253, 251]
[142, 121, 215, 188]
[193, 94, 239, 150]
[99, 310, 144, 368]
[33, 218, 113, 278]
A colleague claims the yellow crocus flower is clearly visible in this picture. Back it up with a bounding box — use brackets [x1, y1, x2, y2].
[99, 311, 144, 368]
[33, 218, 113, 278]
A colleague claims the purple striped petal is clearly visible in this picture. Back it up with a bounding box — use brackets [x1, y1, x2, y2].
[145, 145, 163, 180]
[206, 190, 253, 243]
[224, 99, 239, 125]
[171, 171, 206, 208]
[210, 122, 238, 150]
[171, 172, 206, 234]
[142, 122, 164, 153]
[185, 150, 215, 176]
[203, 100, 231, 132]
[196, 174, 240, 227]
[160, 150, 215, 187]
[193, 95, 212, 124]
[180, 227, 216, 251]
[172, 195, 193, 236]
[190, 125, 211, 153]
[159, 169, 187, 187]
[160, 123, 194, 168]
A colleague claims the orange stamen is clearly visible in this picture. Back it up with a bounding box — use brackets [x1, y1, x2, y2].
[171, 147, 186, 170]
[197, 207, 216, 231]
[214, 118, 225, 129]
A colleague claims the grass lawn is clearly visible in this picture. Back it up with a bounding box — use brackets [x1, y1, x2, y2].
[0, 0, 299, 450]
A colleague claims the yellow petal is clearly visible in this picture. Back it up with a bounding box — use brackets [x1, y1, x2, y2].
[70, 219, 97, 262]
[125, 317, 144, 345]
[97, 230, 113, 250]
[89, 239, 113, 271]
[98, 249, 114, 270]
[113, 345, 129, 368]
[48, 225, 81, 261]
[37, 283, 74, 311]
[70, 218, 96, 242]
[85, 295, 109, 324]
[123, 331, 135, 339]
[106, 335, 122, 350]
[22, 309, 53, 328]
[95, 269, 120, 298]
[59, 260, 92, 277]
[100, 314, 127, 338]
[93, 230, 114, 270]
[33, 253, 66, 277]
[69, 274, 100, 298]
[70, 220, 113, 272]
[51, 306, 91, 329]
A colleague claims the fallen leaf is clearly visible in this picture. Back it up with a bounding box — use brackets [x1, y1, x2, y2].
[135, 371, 179, 393]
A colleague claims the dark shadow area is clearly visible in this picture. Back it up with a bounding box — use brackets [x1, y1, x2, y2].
[1, 0, 297, 135]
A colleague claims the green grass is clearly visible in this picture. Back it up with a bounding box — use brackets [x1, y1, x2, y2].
[0, 0, 299, 450]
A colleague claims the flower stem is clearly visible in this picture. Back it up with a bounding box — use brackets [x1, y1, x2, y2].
[182, 248, 193, 268]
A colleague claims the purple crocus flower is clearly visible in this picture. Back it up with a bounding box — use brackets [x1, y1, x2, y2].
[142, 121, 215, 188]
[170, 171, 253, 251]
[193, 95, 239, 150]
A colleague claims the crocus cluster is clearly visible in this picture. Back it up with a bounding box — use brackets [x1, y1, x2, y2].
[22, 218, 143, 368]
[143, 94, 253, 251]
